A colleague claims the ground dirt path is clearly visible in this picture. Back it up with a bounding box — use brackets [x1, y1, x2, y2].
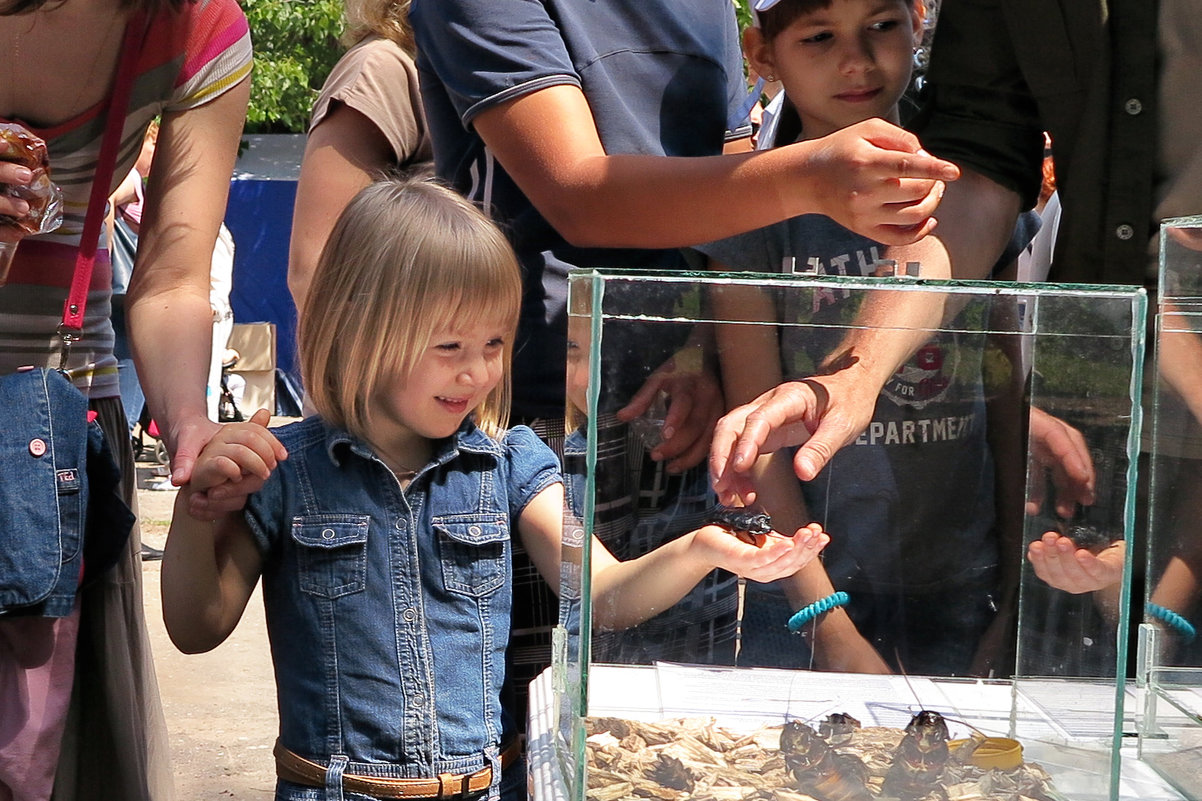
[137, 458, 277, 799]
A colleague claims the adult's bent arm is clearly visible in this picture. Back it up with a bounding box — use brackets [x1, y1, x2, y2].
[471, 84, 959, 250]
[288, 104, 393, 313]
[127, 77, 254, 488]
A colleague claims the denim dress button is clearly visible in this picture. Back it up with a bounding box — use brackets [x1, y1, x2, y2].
[29, 438, 46, 457]
[395, 517, 405, 530]
[321, 528, 336, 540]
[402, 607, 417, 622]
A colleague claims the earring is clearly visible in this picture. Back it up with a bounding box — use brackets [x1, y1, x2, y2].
[765, 74, 777, 82]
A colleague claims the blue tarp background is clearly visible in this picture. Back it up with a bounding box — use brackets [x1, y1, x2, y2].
[225, 178, 299, 382]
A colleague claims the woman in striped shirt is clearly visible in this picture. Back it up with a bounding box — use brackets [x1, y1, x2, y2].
[0, 1, 254, 798]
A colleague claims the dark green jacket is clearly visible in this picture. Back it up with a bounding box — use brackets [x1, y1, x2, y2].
[914, 0, 1157, 286]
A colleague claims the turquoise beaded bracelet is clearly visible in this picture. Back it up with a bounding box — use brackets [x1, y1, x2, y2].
[788, 591, 850, 633]
[1147, 603, 1196, 642]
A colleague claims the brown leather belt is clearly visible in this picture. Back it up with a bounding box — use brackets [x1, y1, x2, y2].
[273, 740, 520, 799]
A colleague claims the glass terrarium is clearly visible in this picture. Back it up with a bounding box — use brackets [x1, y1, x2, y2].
[1139, 216, 1202, 799]
[529, 268, 1153, 801]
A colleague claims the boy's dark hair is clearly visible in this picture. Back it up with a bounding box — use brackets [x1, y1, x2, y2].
[758, 0, 917, 40]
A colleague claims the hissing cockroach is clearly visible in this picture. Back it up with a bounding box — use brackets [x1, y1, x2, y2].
[883, 710, 951, 800]
[779, 720, 872, 801]
[707, 505, 775, 545]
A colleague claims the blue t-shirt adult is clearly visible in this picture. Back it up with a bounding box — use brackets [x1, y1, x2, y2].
[411, 0, 751, 419]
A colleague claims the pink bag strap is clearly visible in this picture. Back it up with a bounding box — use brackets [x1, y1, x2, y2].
[59, 11, 149, 366]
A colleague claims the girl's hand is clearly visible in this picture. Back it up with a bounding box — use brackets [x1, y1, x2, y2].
[692, 521, 829, 583]
[186, 409, 287, 520]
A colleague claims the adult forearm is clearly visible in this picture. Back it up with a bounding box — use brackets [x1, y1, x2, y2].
[475, 87, 957, 250]
[288, 109, 386, 315]
[127, 285, 214, 430]
[538, 149, 811, 249]
[539, 141, 942, 249]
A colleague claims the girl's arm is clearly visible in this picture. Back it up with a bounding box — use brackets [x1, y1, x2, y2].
[517, 482, 827, 632]
[127, 77, 253, 491]
[162, 493, 263, 654]
[161, 415, 279, 653]
[588, 521, 827, 632]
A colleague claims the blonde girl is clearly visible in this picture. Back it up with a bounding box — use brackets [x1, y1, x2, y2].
[163, 177, 826, 801]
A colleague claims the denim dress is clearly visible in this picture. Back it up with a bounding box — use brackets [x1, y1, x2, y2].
[243, 417, 561, 801]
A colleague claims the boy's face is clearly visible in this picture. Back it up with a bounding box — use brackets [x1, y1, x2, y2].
[748, 0, 923, 139]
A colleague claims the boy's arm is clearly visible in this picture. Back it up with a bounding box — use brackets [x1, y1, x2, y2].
[711, 279, 889, 674]
[472, 84, 958, 250]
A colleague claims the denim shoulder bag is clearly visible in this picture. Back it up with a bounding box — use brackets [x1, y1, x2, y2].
[0, 15, 147, 617]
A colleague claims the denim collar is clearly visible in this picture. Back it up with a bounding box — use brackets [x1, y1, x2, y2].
[323, 418, 504, 473]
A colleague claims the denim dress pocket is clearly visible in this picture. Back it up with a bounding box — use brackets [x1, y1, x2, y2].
[292, 515, 370, 599]
[434, 517, 509, 597]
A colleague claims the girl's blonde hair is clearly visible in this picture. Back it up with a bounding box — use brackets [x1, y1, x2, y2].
[299, 177, 522, 441]
[342, 0, 414, 55]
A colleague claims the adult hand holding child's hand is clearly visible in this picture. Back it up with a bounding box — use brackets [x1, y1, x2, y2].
[185, 409, 288, 521]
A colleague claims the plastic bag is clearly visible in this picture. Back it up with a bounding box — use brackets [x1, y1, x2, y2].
[1, 122, 64, 237]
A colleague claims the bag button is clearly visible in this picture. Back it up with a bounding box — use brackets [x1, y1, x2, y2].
[29, 438, 47, 457]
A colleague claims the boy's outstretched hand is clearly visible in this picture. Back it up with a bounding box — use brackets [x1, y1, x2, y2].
[1027, 533, 1125, 595]
[796, 118, 960, 245]
[185, 409, 287, 521]
[692, 521, 829, 584]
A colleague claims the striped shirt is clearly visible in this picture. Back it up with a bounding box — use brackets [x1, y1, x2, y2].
[0, 0, 251, 397]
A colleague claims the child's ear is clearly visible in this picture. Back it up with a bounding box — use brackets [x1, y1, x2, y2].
[742, 26, 776, 84]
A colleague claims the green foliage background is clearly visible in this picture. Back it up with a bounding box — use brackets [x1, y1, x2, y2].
[732, 0, 753, 30]
[242, 0, 756, 134]
[243, 0, 346, 134]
